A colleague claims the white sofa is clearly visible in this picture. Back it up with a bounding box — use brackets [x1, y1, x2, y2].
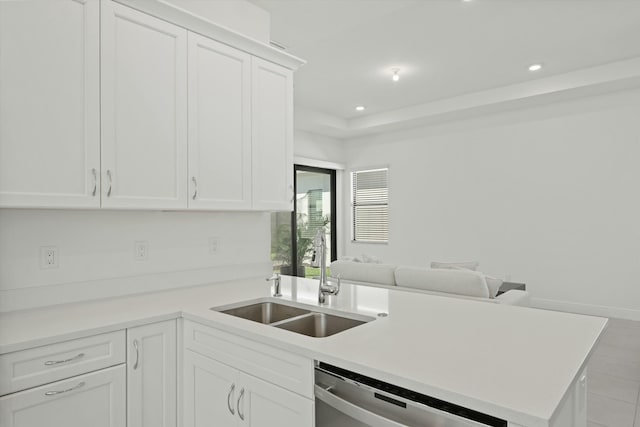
[329, 260, 530, 306]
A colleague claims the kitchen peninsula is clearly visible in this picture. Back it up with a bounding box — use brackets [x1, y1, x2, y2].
[0, 276, 606, 427]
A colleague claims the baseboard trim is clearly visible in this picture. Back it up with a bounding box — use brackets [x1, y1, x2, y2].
[0, 262, 272, 313]
[530, 297, 640, 321]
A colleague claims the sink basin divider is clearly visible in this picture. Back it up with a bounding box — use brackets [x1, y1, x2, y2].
[268, 313, 315, 327]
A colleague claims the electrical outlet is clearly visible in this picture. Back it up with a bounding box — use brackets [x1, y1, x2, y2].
[40, 246, 58, 269]
[134, 241, 149, 261]
[208, 237, 219, 255]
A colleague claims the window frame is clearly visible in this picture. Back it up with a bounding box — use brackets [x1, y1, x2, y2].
[350, 166, 389, 244]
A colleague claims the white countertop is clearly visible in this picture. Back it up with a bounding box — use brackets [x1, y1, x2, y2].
[0, 276, 607, 427]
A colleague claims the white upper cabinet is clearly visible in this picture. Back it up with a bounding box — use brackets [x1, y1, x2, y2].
[0, 0, 100, 208]
[1, 0, 300, 211]
[251, 58, 294, 211]
[187, 33, 252, 210]
[101, 1, 188, 209]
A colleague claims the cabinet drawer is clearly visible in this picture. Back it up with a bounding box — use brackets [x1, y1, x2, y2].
[183, 320, 313, 398]
[0, 364, 126, 427]
[0, 330, 125, 396]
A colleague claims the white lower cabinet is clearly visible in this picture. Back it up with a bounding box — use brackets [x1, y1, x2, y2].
[237, 369, 314, 427]
[127, 319, 177, 427]
[0, 364, 126, 427]
[183, 350, 313, 427]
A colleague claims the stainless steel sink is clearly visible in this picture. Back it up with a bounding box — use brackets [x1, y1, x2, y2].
[274, 312, 369, 338]
[217, 302, 310, 324]
[212, 299, 374, 337]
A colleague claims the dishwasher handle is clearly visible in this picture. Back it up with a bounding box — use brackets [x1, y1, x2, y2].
[315, 385, 407, 427]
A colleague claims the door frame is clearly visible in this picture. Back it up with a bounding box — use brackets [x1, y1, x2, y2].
[291, 164, 337, 276]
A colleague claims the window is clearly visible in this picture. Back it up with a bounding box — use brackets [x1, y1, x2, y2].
[351, 168, 389, 243]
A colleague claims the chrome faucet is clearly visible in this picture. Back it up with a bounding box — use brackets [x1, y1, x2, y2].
[314, 229, 340, 304]
[266, 273, 282, 297]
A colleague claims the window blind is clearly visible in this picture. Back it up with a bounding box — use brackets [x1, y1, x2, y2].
[351, 168, 388, 242]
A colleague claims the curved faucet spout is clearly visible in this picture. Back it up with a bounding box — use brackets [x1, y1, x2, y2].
[315, 229, 339, 304]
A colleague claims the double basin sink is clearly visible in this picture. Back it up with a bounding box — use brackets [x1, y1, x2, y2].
[211, 299, 374, 338]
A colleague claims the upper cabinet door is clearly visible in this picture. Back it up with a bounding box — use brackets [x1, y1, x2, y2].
[187, 33, 252, 210]
[101, 1, 188, 209]
[251, 58, 294, 211]
[0, 0, 100, 208]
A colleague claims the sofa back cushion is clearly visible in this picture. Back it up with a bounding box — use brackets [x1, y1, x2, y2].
[395, 267, 490, 298]
[329, 260, 397, 286]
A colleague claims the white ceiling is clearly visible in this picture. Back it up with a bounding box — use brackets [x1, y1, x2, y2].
[250, 0, 640, 124]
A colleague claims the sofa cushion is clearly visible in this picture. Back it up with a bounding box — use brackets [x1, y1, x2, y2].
[329, 260, 397, 286]
[430, 261, 479, 271]
[395, 267, 490, 298]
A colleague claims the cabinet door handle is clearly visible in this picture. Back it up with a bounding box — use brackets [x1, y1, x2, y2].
[91, 168, 97, 196]
[106, 170, 112, 197]
[289, 184, 294, 203]
[192, 176, 198, 200]
[227, 384, 236, 415]
[237, 387, 245, 420]
[133, 339, 139, 370]
[44, 352, 85, 366]
[44, 381, 85, 396]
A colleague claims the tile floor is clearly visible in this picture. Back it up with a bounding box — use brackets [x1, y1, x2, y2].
[587, 318, 640, 427]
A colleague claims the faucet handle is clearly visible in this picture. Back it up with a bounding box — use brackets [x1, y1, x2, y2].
[266, 273, 280, 282]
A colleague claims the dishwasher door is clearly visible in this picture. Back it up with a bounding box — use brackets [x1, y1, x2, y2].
[315, 365, 506, 427]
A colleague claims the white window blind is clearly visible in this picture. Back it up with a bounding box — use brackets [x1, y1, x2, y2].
[351, 168, 388, 242]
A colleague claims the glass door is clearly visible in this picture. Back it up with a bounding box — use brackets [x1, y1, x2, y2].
[271, 165, 336, 277]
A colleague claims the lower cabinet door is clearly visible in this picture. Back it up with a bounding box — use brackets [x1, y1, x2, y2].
[183, 350, 238, 427]
[0, 364, 126, 427]
[127, 319, 177, 427]
[238, 371, 314, 427]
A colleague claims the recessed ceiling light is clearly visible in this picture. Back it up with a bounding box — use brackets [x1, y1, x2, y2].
[528, 63, 543, 72]
[392, 68, 400, 82]
[355, 105, 366, 111]
[462, 0, 473, 3]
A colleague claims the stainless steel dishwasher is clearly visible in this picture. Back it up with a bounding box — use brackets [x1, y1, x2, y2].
[315, 362, 507, 427]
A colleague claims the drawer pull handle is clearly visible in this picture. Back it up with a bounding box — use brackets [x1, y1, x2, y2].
[192, 176, 198, 200]
[91, 168, 97, 196]
[227, 383, 236, 415]
[44, 352, 85, 366]
[106, 170, 112, 197]
[44, 381, 85, 396]
[133, 339, 140, 370]
[237, 387, 245, 420]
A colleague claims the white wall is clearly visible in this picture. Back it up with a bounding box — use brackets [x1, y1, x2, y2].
[344, 89, 640, 320]
[293, 130, 347, 258]
[162, 0, 270, 43]
[0, 209, 271, 311]
[294, 130, 345, 163]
